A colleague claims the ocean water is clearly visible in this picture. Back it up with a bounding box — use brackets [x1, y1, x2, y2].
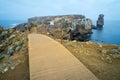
[0, 20, 120, 44]
[0, 20, 26, 29]
[91, 20, 120, 44]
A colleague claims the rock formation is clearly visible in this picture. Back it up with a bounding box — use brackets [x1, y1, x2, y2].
[28, 15, 93, 41]
[68, 18, 92, 41]
[28, 15, 85, 26]
[96, 14, 104, 28]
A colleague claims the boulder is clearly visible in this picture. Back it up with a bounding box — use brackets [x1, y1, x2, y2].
[6, 39, 12, 45]
[15, 46, 21, 51]
[112, 49, 119, 54]
[117, 46, 120, 52]
[111, 49, 120, 58]
[0, 44, 3, 49]
[0, 43, 7, 52]
[0, 30, 9, 40]
[8, 28, 15, 34]
[8, 34, 16, 40]
[15, 41, 21, 46]
[0, 54, 5, 61]
[102, 49, 107, 54]
[106, 55, 112, 63]
[0, 66, 9, 73]
[7, 46, 14, 56]
[0, 44, 3, 52]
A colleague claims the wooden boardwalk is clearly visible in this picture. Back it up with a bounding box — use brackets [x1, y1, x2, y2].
[28, 34, 99, 80]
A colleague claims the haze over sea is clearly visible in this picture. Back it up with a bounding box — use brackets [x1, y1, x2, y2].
[0, 20, 120, 45]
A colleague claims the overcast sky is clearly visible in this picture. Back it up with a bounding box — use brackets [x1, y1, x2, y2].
[0, 0, 120, 20]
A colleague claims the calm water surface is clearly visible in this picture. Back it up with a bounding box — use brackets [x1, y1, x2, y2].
[91, 20, 120, 44]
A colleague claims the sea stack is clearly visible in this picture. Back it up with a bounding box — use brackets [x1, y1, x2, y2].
[96, 14, 104, 28]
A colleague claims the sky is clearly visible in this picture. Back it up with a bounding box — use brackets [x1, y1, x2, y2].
[0, 0, 120, 20]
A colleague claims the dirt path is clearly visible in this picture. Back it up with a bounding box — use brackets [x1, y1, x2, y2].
[28, 34, 99, 80]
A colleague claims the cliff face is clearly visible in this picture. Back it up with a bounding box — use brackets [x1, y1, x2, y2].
[28, 15, 93, 41]
[28, 15, 85, 25]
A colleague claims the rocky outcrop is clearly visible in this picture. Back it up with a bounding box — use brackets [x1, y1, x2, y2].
[28, 15, 93, 41]
[28, 15, 85, 26]
[68, 18, 93, 41]
[0, 27, 27, 73]
[96, 14, 104, 28]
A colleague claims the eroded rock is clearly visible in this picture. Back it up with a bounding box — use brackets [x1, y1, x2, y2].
[96, 14, 104, 28]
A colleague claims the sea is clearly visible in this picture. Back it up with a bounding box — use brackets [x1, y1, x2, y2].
[0, 20, 27, 29]
[0, 20, 120, 45]
[91, 20, 120, 45]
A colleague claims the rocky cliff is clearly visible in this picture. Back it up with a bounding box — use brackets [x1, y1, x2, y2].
[28, 15, 85, 26]
[28, 14, 93, 41]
